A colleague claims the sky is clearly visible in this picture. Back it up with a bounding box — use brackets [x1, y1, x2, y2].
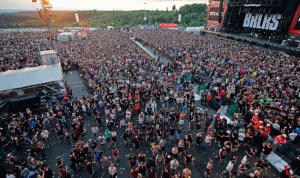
[1, 0, 208, 11]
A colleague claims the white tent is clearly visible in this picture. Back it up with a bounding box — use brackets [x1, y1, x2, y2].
[0, 65, 63, 92]
[186, 27, 204, 34]
[57, 32, 74, 41]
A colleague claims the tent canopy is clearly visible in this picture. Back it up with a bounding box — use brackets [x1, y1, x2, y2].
[0, 65, 63, 92]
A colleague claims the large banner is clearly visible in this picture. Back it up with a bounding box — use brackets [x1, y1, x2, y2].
[75, 13, 80, 23]
[40, 50, 59, 66]
[159, 23, 178, 28]
[243, 13, 282, 31]
[223, 1, 299, 35]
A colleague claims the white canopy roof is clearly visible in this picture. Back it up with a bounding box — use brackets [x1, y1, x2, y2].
[0, 65, 63, 92]
[58, 32, 73, 36]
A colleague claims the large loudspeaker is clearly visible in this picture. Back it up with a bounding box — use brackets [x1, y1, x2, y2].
[218, 0, 224, 23]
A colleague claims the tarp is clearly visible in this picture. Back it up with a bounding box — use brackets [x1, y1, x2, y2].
[0, 65, 63, 92]
[199, 84, 207, 91]
[227, 104, 239, 115]
[194, 93, 201, 101]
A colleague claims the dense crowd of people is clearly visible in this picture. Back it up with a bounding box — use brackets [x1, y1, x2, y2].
[0, 28, 300, 178]
[0, 31, 57, 72]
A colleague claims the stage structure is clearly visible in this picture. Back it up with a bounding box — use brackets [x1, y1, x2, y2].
[206, 0, 229, 30]
[0, 50, 65, 113]
[205, 0, 300, 44]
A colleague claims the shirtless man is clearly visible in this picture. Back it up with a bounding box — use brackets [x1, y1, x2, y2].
[172, 145, 179, 159]
[179, 112, 186, 126]
[151, 144, 160, 156]
[182, 166, 192, 178]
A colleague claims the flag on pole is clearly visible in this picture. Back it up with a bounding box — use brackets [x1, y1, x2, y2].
[75, 13, 79, 22]
[178, 14, 181, 22]
[81, 30, 87, 35]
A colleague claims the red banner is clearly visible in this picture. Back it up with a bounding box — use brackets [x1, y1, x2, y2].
[159, 23, 178, 28]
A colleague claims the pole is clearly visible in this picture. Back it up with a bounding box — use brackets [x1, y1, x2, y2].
[144, 2, 147, 26]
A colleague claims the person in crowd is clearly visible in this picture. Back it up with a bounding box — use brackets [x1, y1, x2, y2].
[222, 160, 236, 178]
[112, 147, 120, 165]
[204, 159, 213, 178]
[108, 163, 118, 178]
[84, 160, 94, 178]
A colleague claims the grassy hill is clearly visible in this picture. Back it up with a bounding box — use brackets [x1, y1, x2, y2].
[0, 3, 207, 28]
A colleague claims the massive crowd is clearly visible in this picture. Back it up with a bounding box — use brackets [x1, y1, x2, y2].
[0, 31, 57, 72]
[0, 28, 300, 178]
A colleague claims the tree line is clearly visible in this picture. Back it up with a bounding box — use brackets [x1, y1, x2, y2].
[0, 3, 207, 29]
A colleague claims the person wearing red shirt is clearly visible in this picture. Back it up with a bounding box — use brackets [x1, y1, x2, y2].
[240, 70, 244, 75]
[272, 134, 287, 152]
[206, 93, 212, 106]
[207, 93, 212, 100]
[255, 121, 264, 131]
[215, 93, 222, 101]
[247, 94, 252, 101]
[251, 113, 259, 125]
[134, 103, 141, 116]
[262, 124, 271, 138]
[165, 76, 169, 82]
[58, 166, 71, 178]
[207, 129, 214, 138]
[221, 90, 225, 96]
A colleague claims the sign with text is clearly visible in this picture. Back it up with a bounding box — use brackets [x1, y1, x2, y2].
[159, 23, 178, 28]
[243, 13, 282, 31]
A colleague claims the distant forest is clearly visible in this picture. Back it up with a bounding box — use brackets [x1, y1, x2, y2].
[0, 3, 207, 28]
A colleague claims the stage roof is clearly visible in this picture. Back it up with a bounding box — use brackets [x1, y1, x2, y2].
[0, 65, 63, 92]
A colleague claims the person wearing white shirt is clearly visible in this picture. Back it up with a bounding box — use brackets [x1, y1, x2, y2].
[170, 158, 179, 171]
[289, 130, 298, 141]
[151, 101, 157, 113]
[125, 109, 131, 121]
[6, 170, 16, 178]
[82, 105, 87, 114]
[91, 125, 99, 138]
[238, 131, 246, 146]
[241, 155, 250, 165]
[41, 129, 52, 148]
[108, 164, 117, 178]
[222, 160, 236, 178]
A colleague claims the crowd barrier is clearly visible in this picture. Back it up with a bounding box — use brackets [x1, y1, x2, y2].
[135, 38, 176, 62]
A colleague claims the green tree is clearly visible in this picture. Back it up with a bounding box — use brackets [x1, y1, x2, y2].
[0, 4, 207, 28]
[172, 5, 176, 11]
[189, 20, 201, 27]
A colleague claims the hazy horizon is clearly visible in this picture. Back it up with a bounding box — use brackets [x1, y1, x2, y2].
[1, 0, 208, 11]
